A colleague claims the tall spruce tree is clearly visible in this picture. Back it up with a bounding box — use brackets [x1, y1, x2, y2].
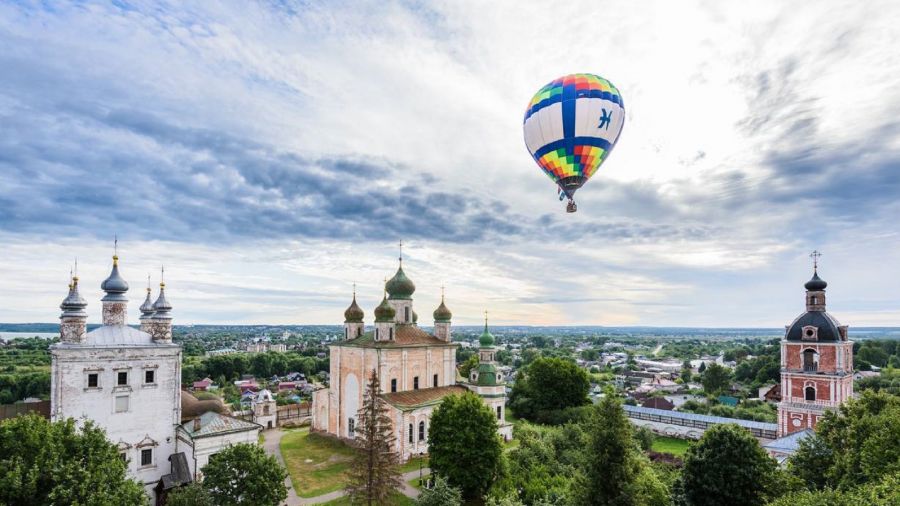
[346, 369, 403, 505]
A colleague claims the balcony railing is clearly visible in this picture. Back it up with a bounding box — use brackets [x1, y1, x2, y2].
[803, 363, 818, 372]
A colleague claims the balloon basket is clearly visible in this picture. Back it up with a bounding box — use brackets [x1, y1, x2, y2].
[566, 200, 578, 213]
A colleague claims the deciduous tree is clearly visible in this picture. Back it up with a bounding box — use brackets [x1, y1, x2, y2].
[429, 392, 503, 499]
[0, 414, 145, 505]
[201, 443, 287, 506]
[680, 423, 779, 506]
[700, 363, 731, 395]
[416, 476, 463, 506]
[508, 357, 590, 423]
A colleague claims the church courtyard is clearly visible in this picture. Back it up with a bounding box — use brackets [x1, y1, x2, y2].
[279, 427, 428, 498]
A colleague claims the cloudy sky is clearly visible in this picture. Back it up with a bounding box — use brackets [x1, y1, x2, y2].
[1, 1, 899, 327]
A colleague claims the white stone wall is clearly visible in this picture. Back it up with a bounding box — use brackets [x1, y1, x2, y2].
[51, 342, 182, 498]
[177, 426, 261, 481]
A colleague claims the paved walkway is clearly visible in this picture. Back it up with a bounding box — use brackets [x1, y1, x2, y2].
[262, 428, 429, 505]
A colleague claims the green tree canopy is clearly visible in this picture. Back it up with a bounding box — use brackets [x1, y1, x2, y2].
[575, 394, 668, 506]
[0, 414, 145, 505]
[788, 390, 900, 490]
[416, 476, 463, 506]
[165, 483, 214, 506]
[201, 443, 287, 506]
[509, 357, 590, 424]
[680, 423, 779, 506]
[700, 363, 732, 395]
[428, 392, 503, 500]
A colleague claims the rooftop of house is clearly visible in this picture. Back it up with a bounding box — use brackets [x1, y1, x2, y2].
[178, 411, 261, 439]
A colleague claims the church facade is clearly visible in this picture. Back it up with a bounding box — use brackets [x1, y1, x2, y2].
[50, 254, 261, 504]
[312, 260, 512, 460]
[777, 262, 854, 437]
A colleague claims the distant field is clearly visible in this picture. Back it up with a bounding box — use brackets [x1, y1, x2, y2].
[651, 436, 691, 457]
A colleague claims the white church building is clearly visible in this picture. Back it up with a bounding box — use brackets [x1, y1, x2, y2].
[50, 254, 260, 504]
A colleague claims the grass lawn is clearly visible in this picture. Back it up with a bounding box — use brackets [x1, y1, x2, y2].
[408, 473, 430, 491]
[319, 492, 415, 505]
[280, 428, 356, 498]
[399, 455, 429, 474]
[651, 436, 691, 457]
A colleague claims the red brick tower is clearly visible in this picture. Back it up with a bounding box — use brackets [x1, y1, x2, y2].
[777, 252, 853, 436]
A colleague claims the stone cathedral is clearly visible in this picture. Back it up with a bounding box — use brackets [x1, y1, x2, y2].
[312, 259, 513, 460]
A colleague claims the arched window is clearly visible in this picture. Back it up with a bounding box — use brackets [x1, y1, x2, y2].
[805, 386, 816, 401]
[344, 328, 348, 339]
[418, 421, 426, 441]
[389, 327, 394, 340]
[413, 376, 419, 390]
[433, 374, 438, 388]
[348, 418, 356, 437]
[811, 295, 818, 304]
[802, 349, 818, 372]
[357, 327, 362, 337]
[391, 379, 397, 393]
[408, 423, 413, 443]
[405, 307, 410, 322]
[497, 406, 502, 420]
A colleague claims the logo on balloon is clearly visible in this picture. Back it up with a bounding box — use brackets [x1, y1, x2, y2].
[598, 109, 613, 130]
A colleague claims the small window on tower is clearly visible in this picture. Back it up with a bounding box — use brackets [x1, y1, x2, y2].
[389, 327, 394, 340]
[413, 376, 419, 390]
[145, 370, 155, 384]
[405, 307, 410, 322]
[117, 371, 128, 386]
[805, 386, 816, 401]
[87, 373, 99, 388]
[391, 379, 397, 393]
[497, 406, 502, 420]
[433, 374, 438, 388]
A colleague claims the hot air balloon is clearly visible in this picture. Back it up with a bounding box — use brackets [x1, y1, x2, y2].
[523, 73, 625, 212]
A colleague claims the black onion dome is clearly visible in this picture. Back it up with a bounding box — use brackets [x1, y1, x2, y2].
[786, 311, 843, 342]
[805, 271, 828, 291]
[344, 295, 364, 323]
[385, 266, 415, 300]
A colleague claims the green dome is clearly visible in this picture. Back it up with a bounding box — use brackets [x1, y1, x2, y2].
[479, 322, 495, 347]
[433, 299, 452, 322]
[344, 294, 364, 323]
[374, 296, 396, 322]
[476, 362, 500, 386]
[385, 265, 415, 300]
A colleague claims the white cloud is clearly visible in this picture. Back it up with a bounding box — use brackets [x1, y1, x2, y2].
[0, 0, 898, 326]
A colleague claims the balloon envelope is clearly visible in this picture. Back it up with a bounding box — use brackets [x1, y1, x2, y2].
[523, 73, 624, 198]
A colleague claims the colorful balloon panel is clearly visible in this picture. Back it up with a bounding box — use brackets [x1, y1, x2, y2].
[523, 73, 624, 185]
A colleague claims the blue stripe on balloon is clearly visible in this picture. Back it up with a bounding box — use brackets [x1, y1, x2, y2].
[532, 136, 613, 159]
[524, 89, 622, 121]
[562, 98, 575, 140]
